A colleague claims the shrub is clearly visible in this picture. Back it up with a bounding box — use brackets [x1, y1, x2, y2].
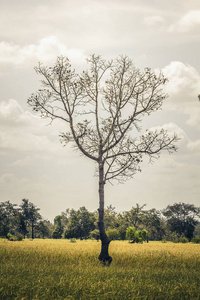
[173, 237, 189, 243]
[126, 227, 148, 243]
[7, 233, 15, 241]
[126, 227, 136, 242]
[164, 231, 179, 242]
[135, 236, 143, 243]
[106, 228, 120, 241]
[191, 236, 200, 244]
[173, 239, 179, 243]
[179, 237, 189, 243]
[52, 226, 64, 239]
[117, 226, 127, 240]
[16, 233, 24, 241]
[135, 231, 143, 244]
[139, 229, 148, 242]
[89, 229, 100, 241]
[70, 238, 76, 243]
[7, 233, 23, 241]
[162, 239, 167, 243]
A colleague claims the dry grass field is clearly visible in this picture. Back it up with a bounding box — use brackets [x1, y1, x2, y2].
[0, 239, 200, 299]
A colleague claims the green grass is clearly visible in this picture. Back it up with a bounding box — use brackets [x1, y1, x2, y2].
[0, 239, 200, 299]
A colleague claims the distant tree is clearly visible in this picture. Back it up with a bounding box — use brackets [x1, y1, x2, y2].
[52, 215, 64, 239]
[113, 204, 146, 240]
[162, 202, 200, 240]
[28, 54, 179, 264]
[115, 212, 130, 240]
[139, 229, 148, 242]
[19, 199, 30, 237]
[64, 207, 95, 239]
[43, 219, 55, 237]
[89, 229, 100, 241]
[17, 212, 28, 238]
[64, 209, 78, 239]
[35, 220, 50, 238]
[126, 226, 136, 242]
[127, 203, 146, 229]
[142, 208, 164, 241]
[106, 228, 120, 240]
[20, 199, 41, 239]
[0, 201, 18, 237]
[19, 199, 31, 237]
[28, 202, 42, 239]
[104, 205, 118, 230]
[194, 224, 200, 238]
[52, 210, 69, 239]
[126, 226, 147, 243]
[61, 209, 70, 227]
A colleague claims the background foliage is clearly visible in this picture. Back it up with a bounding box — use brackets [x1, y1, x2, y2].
[0, 200, 199, 242]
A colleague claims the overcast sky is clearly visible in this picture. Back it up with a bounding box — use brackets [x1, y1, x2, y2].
[0, 0, 200, 221]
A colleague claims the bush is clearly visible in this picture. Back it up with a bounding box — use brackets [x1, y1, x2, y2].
[89, 229, 100, 241]
[106, 228, 120, 241]
[135, 236, 143, 243]
[139, 229, 148, 242]
[52, 228, 63, 239]
[173, 237, 189, 243]
[173, 239, 179, 243]
[162, 239, 167, 243]
[7, 233, 15, 241]
[163, 231, 179, 242]
[70, 238, 76, 243]
[7, 233, 23, 241]
[126, 227, 136, 242]
[135, 231, 143, 244]
[16, 233, 24, 241]
[191, 236, 200, 244]
[179, 237, 189, 243]
[126, 227, 148, 243]
[117, 226, 127, 240]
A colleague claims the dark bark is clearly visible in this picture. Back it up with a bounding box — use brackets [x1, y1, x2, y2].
[31, 222, 34, 239]
[98, 220, 112, 265]
[98, 160, 112, 265]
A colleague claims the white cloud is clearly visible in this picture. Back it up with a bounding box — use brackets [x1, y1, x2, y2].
[0, 98, 24, 122]
[169, 10, 200, 32]
[0, 99, 65, 154]
[0, 36, 85, 67]
[163, 61, 200, 101]
[187, 139, 200, 155]
[147, 121, 200, 167]
[162, 61, 200, 129]
[149, 122, 188, 151]
[144, 15, 165, 26]
[10, 157, 32, 167]
[151, 122, 187, 138]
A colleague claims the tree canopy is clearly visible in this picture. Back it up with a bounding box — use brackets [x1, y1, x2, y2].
[163, 202, 200, 240]
[28, 55, 178, 184]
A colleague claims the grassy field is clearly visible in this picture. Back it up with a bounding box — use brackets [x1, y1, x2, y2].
[0, 239, 200, 300]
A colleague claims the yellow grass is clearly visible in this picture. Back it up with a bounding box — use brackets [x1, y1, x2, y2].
[0, 239, 200, 299]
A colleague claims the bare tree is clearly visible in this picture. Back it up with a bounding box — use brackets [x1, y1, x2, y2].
[28, 55, 179, 264]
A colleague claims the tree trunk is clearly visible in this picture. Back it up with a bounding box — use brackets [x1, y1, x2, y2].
[31, 222, 34, 239]
[98, 161, 112, 265]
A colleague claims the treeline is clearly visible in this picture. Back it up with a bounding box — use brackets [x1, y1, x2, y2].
[0, 200, 200, 242]
[0, 199, 52, 241]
